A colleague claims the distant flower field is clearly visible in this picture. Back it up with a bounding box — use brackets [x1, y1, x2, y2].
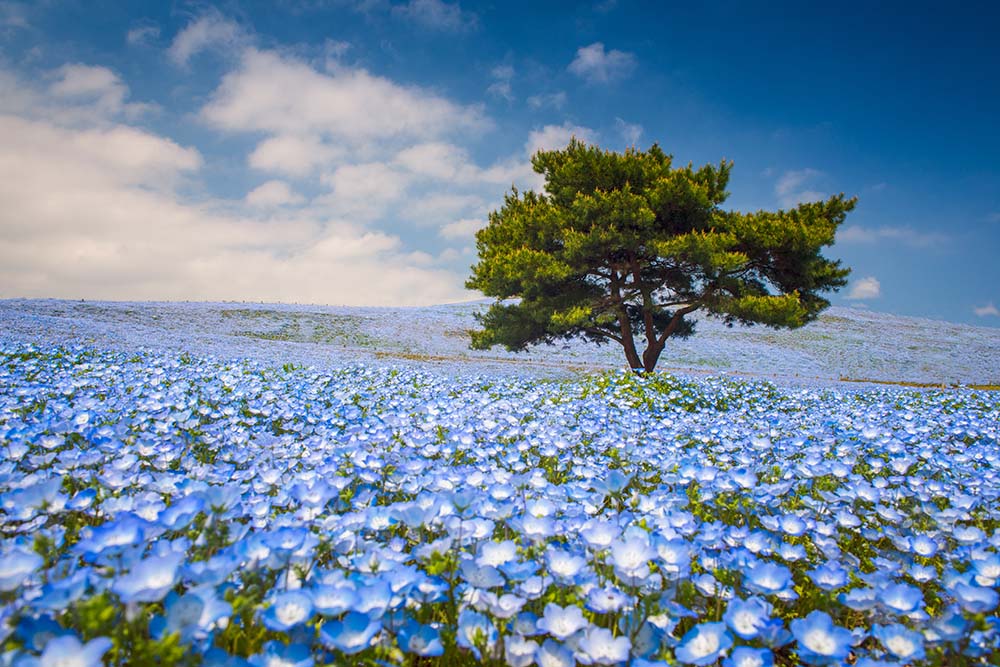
[1, 343, 998, 666]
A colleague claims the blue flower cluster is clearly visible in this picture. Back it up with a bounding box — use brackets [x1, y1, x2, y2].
[1, 343, 999, 666]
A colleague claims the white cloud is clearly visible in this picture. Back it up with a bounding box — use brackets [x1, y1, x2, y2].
[0, 64, 467, 306]
[404, 193, 485, 226]
[774, 168, 825, 208]
[392, 0, 477, 32]
[248, 134, 344, 177]
[527, 91, 567, 110]
[168, 11, 248, 66]
[837, 225, 948, 248]
[49, 64, 129, 115]
[487, 64, 514, 101]
[525, 122, 599, 156]
[847, 276, 881, 300]
[0, 1, 29, 28]
[126, 24, 160, 46]
[202, 48, 489, 145]
[568, 42, 636, 83]
[440, 218, 485, 240]
[974, 302, 999, 317]
[246, 180, 304, 208]
[615, 117, 642, 146]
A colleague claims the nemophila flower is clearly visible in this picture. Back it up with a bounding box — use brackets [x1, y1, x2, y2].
[505, 634, 539, 667]
[396, 620, 444, 657]
[460, 559, 505, 589]
[477, 540, 517, 567]
[248, 641, 313, 667]
[840, 586, 878, 611]
[744, 562, 793, 598]
[75, 514, 147, 559]
[586, 585, 628, 614]
[674, 622, 733, 666]
[352, 578, 393, 617]
[483, 592, 526, 619]
[790, 611, 853, 665]
[536, 638, 575, 667]
[952, 582, 999, 613]
[158, 495, 205, 530]
[16, 613, 71, 652]
[111, 551, 183, 603]
[723, 646, 774, 667]
[260, 590, 313, 632]
[311, 583, 358, 616]
[910, 535, 939, 558]
[971, 552, 1000, 585]
[872, 623, 925, 661]
[38, 635, 112, 667]
[928, 605, 968, 642]
[610, 536, 654, 583]
[953, 525, 986, 545]
[500, 559, 539, 582]
[576, 625, 630, 665]
[581, 519, 619, 550]
[654, 537, 691, 576]
[318, 611, 381, 654]
[879, 582, 924, 615]
[807, 561, 848, 591]
[151, 585, 231, 643]
[456, 609, 498, 659]
[35, 568, 90, 611]
[723, 597, 772, 639]
[537, 603, 588, 640]
[778, 514, 808, 537]
[545, 547, 588, 584]
[0, 548, 44, 592]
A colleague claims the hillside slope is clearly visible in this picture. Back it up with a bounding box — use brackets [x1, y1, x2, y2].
[1, 299, 997, 384]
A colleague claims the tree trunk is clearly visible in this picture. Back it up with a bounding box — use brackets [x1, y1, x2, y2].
[642, 341, 664, 372]
[618, 315, 643, 371]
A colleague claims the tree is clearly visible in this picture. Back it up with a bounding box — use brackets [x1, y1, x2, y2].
[466, 140, 855, 372]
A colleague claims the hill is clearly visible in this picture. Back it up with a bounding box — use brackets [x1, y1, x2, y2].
[1, 298, 997, 385]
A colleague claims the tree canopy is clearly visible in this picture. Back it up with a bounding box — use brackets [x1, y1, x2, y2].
[466, 140, 855, 372]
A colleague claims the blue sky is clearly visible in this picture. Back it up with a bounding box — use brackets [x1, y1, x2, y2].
[0, 1, 997, 326]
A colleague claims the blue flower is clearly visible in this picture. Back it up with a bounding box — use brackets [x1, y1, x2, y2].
[872, 623, 925, 661]
[723, 597, 772, 639]
[879, 582, 923, 615]
[536, 638, 575, 667]
[674, 622, 733, 666]
[111, 551, 183, 603]
[396, 620, 444, 657]
[744, 562, 794, 598]
[456, 608, 498, 659]
[575, 625, 630, 665]
[0, 548, 44, 592]
[807, 561, 848, 591]
[790, 611, 853, 665]
[537, 603, 588, 641]
[319, 611, 381, 654]
[505, 634, 539, 667]
[952, 582, 999, 613]
[39, 635, 112, 667]
[311, 583, 359, 616]
[248, 641, 313, 667]
[261, 590, 314, 632]
[722, 646, 774, 667]
[586, 585, 628, 614]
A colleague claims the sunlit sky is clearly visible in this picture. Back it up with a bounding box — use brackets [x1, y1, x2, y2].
[1, 1, 997, 326]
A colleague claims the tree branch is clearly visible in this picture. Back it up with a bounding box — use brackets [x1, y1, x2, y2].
[655, 302, 702, 347]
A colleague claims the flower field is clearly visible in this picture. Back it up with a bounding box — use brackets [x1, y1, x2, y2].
[1, 342, 999, 666]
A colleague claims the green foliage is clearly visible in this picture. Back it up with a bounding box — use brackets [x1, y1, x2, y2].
[467, 139, 855, 371]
